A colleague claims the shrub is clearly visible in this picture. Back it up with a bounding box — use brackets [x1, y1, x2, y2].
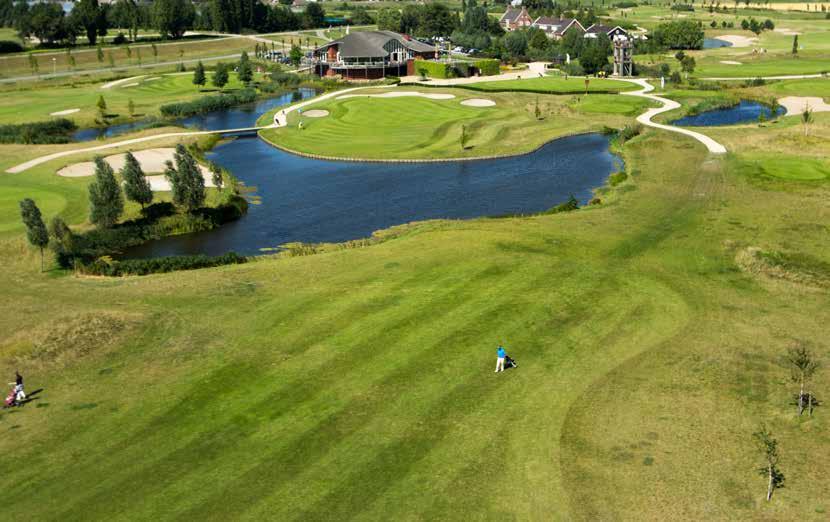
[160, 89, 257, 118]
[547, 195, 579, 214]
[474, 58, 500, 76]
[413, 60, 457, 79]
[0, 119, 77, 144]
[113, 33, 127, 45]
[608, 171, 628, 186]
[562, 62, 585, 76]
[81, 252, 247, 276]
[0, 40, 24, 54]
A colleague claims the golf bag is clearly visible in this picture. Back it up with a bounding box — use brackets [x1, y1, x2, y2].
[505, 355, 517, 369]
[4, 388, 16, 408]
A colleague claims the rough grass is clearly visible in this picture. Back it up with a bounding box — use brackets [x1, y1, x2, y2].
[260, 88, 652, 159]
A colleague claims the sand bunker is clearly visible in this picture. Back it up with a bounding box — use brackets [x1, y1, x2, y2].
[57, 148, 214, 191]
[778, 96, 830, 116]
[715, 35, 757, 47]
[774, 28, 801, 35]
[336, 91, 456, 101]
[720, 60, 743, 65]
[461, 98, 496, 107]
[101, 76, 145, 89]
[303, 109, 329, 118]
[50, 108, 80, 116]
[120, 82, 140, 88]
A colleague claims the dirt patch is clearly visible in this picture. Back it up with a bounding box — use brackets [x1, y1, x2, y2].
[778, 96, 830, 116]
[303, 109, 329, 118]
[461, 98, 496, 107]
[50, 108, 80, 116]
[736, 247, 830, 289]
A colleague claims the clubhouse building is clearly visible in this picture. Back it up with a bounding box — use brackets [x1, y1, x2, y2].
[313, 30, 438, 79]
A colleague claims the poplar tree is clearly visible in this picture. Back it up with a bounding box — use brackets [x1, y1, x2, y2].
[209, 162, 224, 191]
[193, 60, 206, 89]
[238, 51, 253, 85]
[49, 216, 75, 268]
[88, 157, 123, 228]
[792, 34, 798, 55]
[174, 144, 205, 211]
[19, 198, 49, 271]
[212, 62, 229, 89]
[121, 151, 153, 209]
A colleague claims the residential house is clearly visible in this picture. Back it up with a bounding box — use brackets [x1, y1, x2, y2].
[584, 24, 628, 39]
[531, 17, 586, 39]
[499, 7, 534, 31]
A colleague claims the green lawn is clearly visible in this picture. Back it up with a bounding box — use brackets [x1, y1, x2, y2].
[463, 75, 639, 94]
[1, 109, 829, 519]
[767, 77, 830, 98]
[260, 88, 653, 160]
[694, 51, 830, 78]
[0, 72, 253, 127]
[0, 36, 257, 79]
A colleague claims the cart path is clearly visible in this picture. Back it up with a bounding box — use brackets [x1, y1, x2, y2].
[620, 78, 727, 154]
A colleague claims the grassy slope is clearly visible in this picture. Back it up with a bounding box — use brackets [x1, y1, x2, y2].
[0, 117, 829, 519]
[0, 72, 251, 127]
[260, 88, 653, 159]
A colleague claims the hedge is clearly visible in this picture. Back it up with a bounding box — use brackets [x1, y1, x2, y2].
[0, 40, 24, 54]
[413, 60, 456, 79]
[160, 89, 257, 118]
[81, 252, 247, 276]
[0, 118, 77, 144]
[474, 59, 500, 76]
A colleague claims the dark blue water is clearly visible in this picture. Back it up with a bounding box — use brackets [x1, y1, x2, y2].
[703, 38, 733, 49]
[672, 100, 785, 127]
[71, 88, 317, 141]
[123, 133, 621, 258]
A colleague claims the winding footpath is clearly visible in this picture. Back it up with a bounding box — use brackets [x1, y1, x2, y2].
[620, 78, 727, 154]
[6, 74, 738, 174]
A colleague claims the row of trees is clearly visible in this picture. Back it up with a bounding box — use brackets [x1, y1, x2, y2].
[1, 0, 329, 45]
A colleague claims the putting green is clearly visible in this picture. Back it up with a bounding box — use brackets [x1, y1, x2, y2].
[463, 75, 639, 94]
[737, 154, 830, 180]
[261, 89, 653, 160]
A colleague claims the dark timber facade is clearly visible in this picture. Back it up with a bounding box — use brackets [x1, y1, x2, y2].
[313, 31, 437, 80]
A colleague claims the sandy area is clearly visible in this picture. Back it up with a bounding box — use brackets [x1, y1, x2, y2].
[303, 109, 329, 117]
[749, 3, 819, 11]
[57, 148, 214, 191]
[716, 35, 757, 48]
[336, 91, 456, 101]
[50, 108, 80, 116]
[120, 82, 140, 88]
[461, 98, 496, 107]
[774, 28, 802, 36]
[720, 60, 743, 65]
[101, 76, 145, 89]
[145, 77, 162, 82]
[778, 96, 830, 116]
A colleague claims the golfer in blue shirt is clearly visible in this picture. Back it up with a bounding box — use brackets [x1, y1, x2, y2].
[495, 345, 506, 373]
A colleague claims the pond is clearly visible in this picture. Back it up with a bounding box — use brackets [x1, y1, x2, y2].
[703, 38, 733, 49]
[71, 88, 318, 142]
[671, 100, 785, 127]
[122, 133, 622, 258]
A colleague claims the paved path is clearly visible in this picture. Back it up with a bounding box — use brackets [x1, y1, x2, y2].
[402, 62, 549, 86]
[621, 78, 727, 154]
[5, 126, 266, 174]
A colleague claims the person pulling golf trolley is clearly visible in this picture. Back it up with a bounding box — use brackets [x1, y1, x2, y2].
[495, 345, 517, 373]
[4, 371, 25, 408]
